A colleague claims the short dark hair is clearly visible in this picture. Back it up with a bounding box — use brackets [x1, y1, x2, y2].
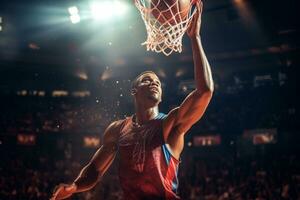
[131, 71, 157, 89]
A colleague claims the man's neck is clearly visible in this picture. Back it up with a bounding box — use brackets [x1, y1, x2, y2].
[134, 106, 159, 125]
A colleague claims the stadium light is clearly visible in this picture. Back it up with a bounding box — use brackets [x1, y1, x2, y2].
[68, 6, 81, 24]
[70, 14, 80, 24]
[68, 6, 79, 15]
[90, 1, 113, 21]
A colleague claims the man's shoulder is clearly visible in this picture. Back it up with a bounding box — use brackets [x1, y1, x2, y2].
[103, 118, 127, 143]
[109, 119, 126, 129]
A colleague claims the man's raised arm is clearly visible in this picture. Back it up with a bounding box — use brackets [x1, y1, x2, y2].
[50, 121, 121, 200]
[163, 1, 214, 158]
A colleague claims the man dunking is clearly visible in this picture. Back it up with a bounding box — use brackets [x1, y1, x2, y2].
[50, 1, 213, 199]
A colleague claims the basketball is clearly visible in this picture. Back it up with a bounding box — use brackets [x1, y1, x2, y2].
[150, 0, 192, 25]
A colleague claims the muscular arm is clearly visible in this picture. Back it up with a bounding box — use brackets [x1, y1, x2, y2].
[73, 121, 120, 193]
[51, 121, 122, 200]
[163, 1, 214, 158]
[172, 36, 213, 132]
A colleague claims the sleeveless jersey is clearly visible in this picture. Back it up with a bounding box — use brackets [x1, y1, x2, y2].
[118, 113, 181, 200]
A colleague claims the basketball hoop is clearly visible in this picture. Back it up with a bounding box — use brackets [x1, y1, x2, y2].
[135, 0, 197, 56]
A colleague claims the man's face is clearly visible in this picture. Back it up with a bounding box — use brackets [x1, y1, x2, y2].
[133, 72, 162, 104]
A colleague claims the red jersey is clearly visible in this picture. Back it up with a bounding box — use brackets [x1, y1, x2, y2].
[118, 113, 181, 200]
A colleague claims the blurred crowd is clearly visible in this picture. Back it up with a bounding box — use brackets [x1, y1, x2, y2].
[178, 153, 300, 200]
[0, 82, 298, 137]
[1, 146, 299, 200]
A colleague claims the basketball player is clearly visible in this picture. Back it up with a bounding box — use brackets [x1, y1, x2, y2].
[50, 1, 213, 199]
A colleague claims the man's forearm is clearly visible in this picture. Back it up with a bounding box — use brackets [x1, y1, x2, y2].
[73, 163, 101, 193]
[73, 145, 117, 193]
[191, 36, 214, 93]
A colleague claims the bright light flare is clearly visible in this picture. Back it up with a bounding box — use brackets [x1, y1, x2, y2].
[91, 2, 114, 21]
[114, 1, 128, 16]
[68, 6, 79, 15]
[90, 1, 129, 21]
[70, 14, 81, 24]
[68, 6, 80, 24]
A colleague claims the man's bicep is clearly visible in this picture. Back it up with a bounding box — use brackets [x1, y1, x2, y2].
[177, 90, 212, 130]
[164, 90, 212, 135]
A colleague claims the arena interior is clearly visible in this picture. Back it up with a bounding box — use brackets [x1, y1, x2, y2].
[0, 0, 299, 199]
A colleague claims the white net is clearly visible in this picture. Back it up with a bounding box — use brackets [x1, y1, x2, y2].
[135, 0, 197, 56]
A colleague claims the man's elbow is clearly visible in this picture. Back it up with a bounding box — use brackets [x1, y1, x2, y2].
[205, 81, 214, 94]
[205, 86, 214, 96]
[196, 86, 214, 98]
[203, 89, 213, 102]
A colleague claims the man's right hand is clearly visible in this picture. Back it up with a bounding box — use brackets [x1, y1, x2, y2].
[50, 183, 77, 200]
